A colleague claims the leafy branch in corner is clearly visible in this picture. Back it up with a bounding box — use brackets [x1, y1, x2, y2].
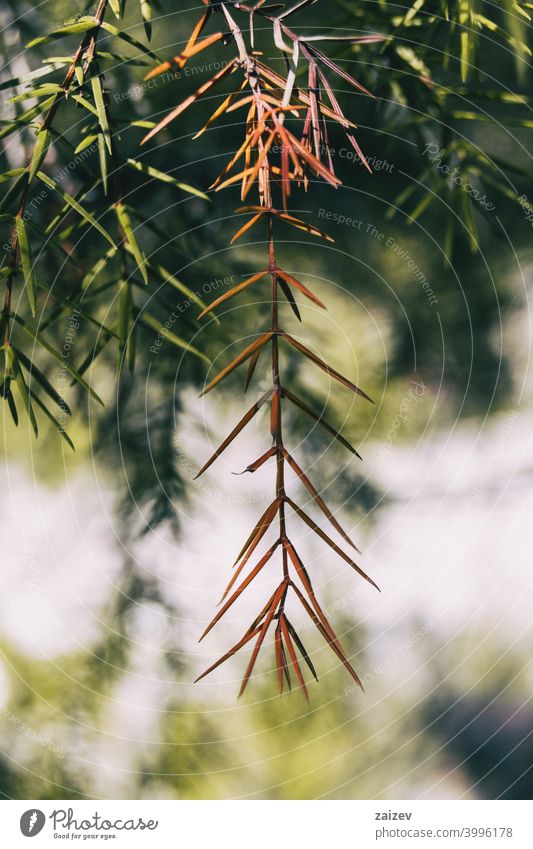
[0, 0, 209, 445]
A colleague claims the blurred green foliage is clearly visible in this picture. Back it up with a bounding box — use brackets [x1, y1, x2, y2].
[1, 0, 532, 800]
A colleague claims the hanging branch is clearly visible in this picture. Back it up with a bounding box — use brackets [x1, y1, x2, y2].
[143, 0, 385, 697]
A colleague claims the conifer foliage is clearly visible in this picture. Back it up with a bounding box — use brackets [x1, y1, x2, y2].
[142, 1, 383, 697]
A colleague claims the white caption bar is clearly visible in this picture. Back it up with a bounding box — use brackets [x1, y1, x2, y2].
[1, 800, 531, 848]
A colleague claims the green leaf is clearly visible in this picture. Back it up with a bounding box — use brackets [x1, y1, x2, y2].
[460, 189, 478, 252]
[126, 158, 209, 199]
[28, 221, 83, 273]
[116, 203, 148, 284]
[100, 21, 159, 60]
[75, 330, 114, 379]
[71, 93, 98, 117]
[127, 208, 191, 259]
[82, 244, 118, 290]
[35, 279, 118, 338]
[2, 343, 15, 383]
[395, 45, 432, 81]
[37, 172, 116, 247]
[0, 96, 56, 139]
[5, 389, 19, 427]
[90, 76, 112, 154]
[42, 179, 99, 242]
[0, 168, 26, 184]
[94, 51, 150, 67]
[460, 30, 470, 82]
[140, 311, 209, 363]
[12, 315, 104, 406]
[129, 119, 157, 129]
[9, 84, 63, 104]
[98, 133, 109, 194]
[15, 217, 37, 317]
[149, 261, 211, 313]
[403, 0, 426, 24]
[444, 215, 454, 265]
[140, 0, 153, 40]
[28, 388, 75, 450]
[7, 347, 38, 436]
[503, 1, 531, 81]
[26, 18, 97, 49]
[387, 181, 420, 219]
[109, 0, 122, 18]
[127, 319, 137, 373]
[459, 0, 472, 82]
[29, 128, 51, 183]
[13, 346, 71, 414]
[74, 133, 99, 154]
[0, 173, 26, 214]
[408, 187, 439, 222]
[0, 61, 67, 93]
[117, 279, 131, 375]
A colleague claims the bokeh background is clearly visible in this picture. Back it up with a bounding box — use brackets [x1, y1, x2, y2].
[1, 0, 532, 799]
